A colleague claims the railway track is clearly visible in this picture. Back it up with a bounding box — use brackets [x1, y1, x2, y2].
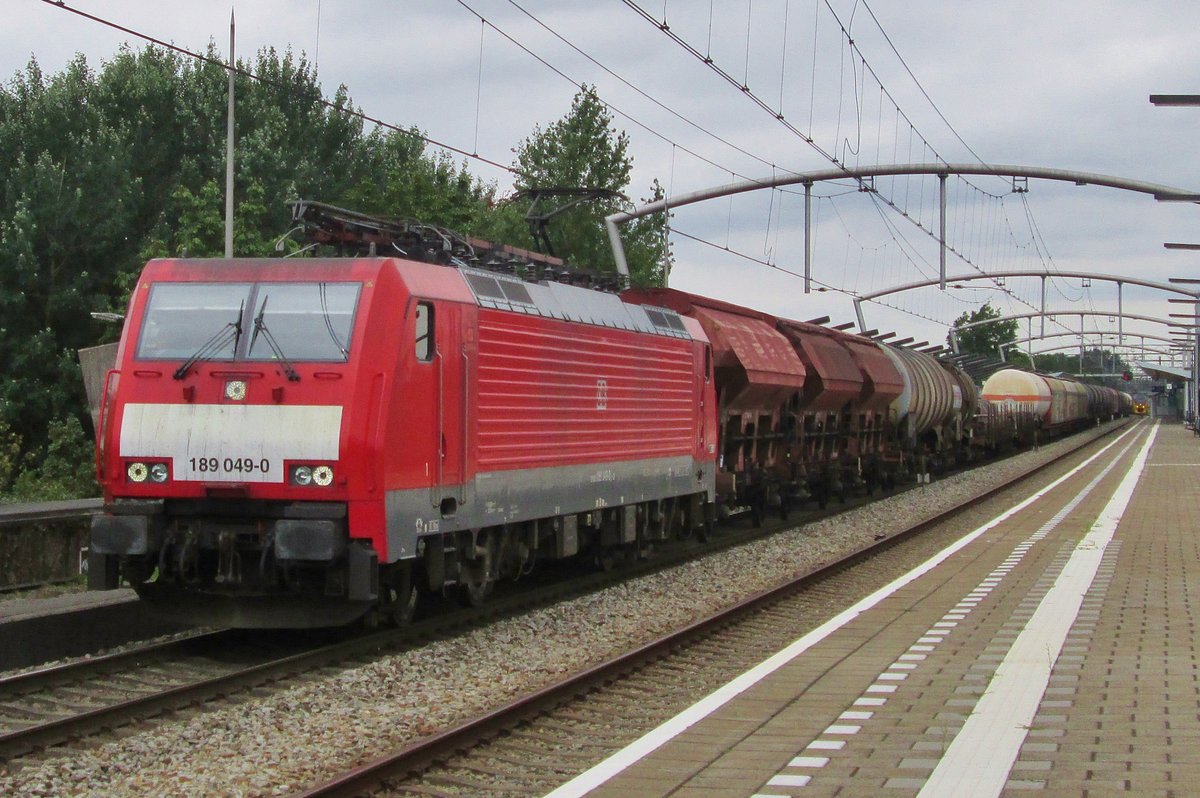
[0, 423, 1128, 780]
[0, 628, 356, 762]
[0, 478, 886, 767]
[292, 421, 1135, 798]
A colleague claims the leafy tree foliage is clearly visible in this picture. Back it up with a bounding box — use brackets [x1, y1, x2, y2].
[1029, 348, 1131, 378]
[0, 46, 498, 496]
[511, 85, 670, 286]
[947, 302, 1018, 357]
[1004, 350, 1034, 371]
[0, 55, 661, 498]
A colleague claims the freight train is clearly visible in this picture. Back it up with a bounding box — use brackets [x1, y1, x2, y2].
[87, 204, 1131, 628]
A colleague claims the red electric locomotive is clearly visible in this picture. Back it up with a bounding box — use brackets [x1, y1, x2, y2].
[89, 225, 718, 627]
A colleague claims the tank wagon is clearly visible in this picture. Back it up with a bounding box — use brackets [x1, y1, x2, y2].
[979, 368, 1128, 445]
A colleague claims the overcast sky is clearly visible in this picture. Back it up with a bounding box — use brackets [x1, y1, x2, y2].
[7, 0, 1200, 363]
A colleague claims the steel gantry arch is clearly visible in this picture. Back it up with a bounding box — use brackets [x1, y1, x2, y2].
[1015, 341, 1187, 371]
[999, 331, 1184, 371]
[604, 162, 1200, 287]
[1012, 338, 1190, 369]
[855, 270, 1200, 338]
[1005, 330, 1180, 350]
[948, 308, 1184, 354]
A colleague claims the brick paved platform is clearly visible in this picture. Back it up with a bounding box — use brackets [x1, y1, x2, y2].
[548, 420, 1198, 797]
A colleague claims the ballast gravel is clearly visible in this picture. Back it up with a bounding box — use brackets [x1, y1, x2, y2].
[0, 423, 1124, 797]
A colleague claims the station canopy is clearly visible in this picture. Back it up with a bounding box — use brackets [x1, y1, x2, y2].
[1136, 362, 1191, 382]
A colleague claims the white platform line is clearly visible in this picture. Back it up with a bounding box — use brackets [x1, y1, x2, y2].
[917, 423, 1157, 798]
[790, 755, 831, 767]
[539, 425, 1141, 798]
[767, 774, 812, 787]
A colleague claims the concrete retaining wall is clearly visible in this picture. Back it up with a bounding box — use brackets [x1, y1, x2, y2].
[0, 518, 90, 590]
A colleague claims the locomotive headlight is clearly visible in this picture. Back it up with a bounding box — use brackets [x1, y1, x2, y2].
[149, 463, 169, 483]
[312, 465, 334, 486]
[292, 465, 313, 486]
[127, 462, 148, 483]
[224, 380, 247, 401]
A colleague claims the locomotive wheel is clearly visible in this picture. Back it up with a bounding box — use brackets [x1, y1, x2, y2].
[593, 545, 618, 572]
[385, 564, 418, 626]
[459, 537, 495, 607]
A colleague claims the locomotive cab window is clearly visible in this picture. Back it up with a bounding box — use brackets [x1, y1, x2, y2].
[245, 282, 360, 362]
[136, 281, 361, 363]
[415, 302, 434, 362]
[137, 283, 252, 360]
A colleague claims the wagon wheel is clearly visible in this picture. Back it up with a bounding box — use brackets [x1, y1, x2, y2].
[750, 500, 763, 529]
[593, 542, 619, 572]
[384, 563, 419, 626]
[459, 535, 495, 607]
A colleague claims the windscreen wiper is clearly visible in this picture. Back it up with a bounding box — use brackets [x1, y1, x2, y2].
[318, 282, 349, 358]
[248, 295, 301, 381]
[172, 300, 243, 380]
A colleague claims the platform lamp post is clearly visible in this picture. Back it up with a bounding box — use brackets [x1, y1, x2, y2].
[1167, 284, 1200, 425]
[1153, 94, 1200, 423]
[225, 10, 235, 258]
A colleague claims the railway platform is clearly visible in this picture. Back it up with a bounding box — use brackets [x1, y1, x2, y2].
[546, 419, 1198, 797]
[0, 588, 186, 671]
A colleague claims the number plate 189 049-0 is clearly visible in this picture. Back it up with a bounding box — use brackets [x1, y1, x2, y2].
[119, 403, 344, 484]
[188, 456, 272, 477]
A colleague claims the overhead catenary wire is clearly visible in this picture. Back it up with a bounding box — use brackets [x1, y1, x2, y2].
[44, 0, 1069, 339]
[38, 0, 520, 176]
[500, 0, 802, 181]
[619, 0, 1051, 321]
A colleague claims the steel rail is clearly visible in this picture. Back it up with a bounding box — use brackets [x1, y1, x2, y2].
[291, 418, 1136, 798]
[0, 629, 219, 694]
[0, 491, 871, 761]
[0, 628, 365, 761]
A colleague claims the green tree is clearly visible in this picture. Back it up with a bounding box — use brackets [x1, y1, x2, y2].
[1028, 348, 1130, 378]
[344, 126, 499, 235]
[0, 46, 501, 496]
[511, 85, 669, 286]
[948, 302, 1019, 357]
[0, 57, 139, 468]
[6, 416, 97, 502]
[0, 52, 671, 499]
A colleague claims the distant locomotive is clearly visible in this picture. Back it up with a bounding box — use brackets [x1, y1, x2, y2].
[86, 203, 1130, 628]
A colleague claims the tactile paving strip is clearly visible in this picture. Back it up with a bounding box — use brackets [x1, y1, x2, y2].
[750, 431, 1145, 797]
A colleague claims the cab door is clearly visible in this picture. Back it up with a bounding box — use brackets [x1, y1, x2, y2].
[425, 300, 468, 515]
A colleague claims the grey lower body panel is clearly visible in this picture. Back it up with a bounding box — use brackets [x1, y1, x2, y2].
[385, 456, 715, 561]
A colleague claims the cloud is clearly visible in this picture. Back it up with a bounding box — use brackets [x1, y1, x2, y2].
[5, 0, 1198, 358]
